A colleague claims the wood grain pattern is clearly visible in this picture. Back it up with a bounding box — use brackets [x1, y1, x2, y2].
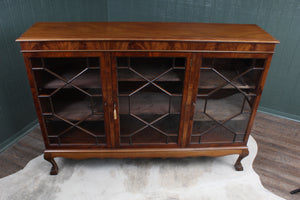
[252, 112, 300, 200]
[181, 53, 202, 147]
[45, 147, 245, 159]
[110, 52, 192, 148]
[19, 41, 276, 52]
[0, 127, 44, 178]
[1, 112, 298, 199]
[23, 56, 51, 149]
[243, 54, 273, 144]
[16, 22, 278, 175]
[3, 0, 300, 160]
[16, 22, 279, 43]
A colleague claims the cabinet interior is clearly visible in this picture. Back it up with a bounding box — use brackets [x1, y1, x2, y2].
[191, 58, 264, 144]
[29, 56, 265, 147]
[116, 57, 185, 145]
[31, 57, 106, 146]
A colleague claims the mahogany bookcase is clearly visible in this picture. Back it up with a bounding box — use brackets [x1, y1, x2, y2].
[16, 22, 279, 175]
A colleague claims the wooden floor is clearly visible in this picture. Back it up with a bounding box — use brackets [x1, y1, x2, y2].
[0, 112, 299, 200]
[251, 113, 300, 200]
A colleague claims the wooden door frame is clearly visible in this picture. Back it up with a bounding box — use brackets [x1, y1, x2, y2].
[22, 52, 113, 149]
[110, 52, 192, 148]
[184, 52, 274, 148]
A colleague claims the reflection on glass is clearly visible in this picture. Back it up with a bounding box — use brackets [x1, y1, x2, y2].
[191, 58, 264, 144]
[117, 57, 186, 145]
[31, 57, 106, 145]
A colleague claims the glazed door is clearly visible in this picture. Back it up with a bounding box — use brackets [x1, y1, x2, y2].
[188, 55, 267, 147]
[112, 53, 191, 147]
[28, 54, 110, 147]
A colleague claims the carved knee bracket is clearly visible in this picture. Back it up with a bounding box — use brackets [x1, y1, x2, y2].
[234, 149, 249, 171]
[44, 153, 58, 175]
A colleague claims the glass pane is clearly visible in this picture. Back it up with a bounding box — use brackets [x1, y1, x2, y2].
[131, 127, 167, 144]
[130, 57, 173, 80]
[153, 114, 180, 134]
[31, 57, 106, 146]
[191, 58, 265, 144]
[206, 91, 245, 121]
[117, 57, 186, 145]
[131, 85, 170, 117]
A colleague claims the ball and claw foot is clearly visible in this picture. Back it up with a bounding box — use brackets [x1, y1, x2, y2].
[234, 149, 249, 171]
[44, 153, 59, 175]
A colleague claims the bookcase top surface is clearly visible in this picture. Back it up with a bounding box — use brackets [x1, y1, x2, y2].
[16, 22, 279, 43]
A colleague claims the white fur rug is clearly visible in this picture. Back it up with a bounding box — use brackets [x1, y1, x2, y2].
[0, 136, 284, 200]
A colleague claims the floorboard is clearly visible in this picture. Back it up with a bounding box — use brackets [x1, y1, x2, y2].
[0, 113, 299, 199]
[251, 113, 300, 200]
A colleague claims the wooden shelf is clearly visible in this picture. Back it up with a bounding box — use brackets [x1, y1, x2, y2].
[42, 70, 101, 89]
[198, 69, 256, 90]
[118, 82, 184, 96]
[117, 67, 184, 82]
[191, 116, 247, 144]
[193, 93, 251, 121]
[190, 126, 244, 144]
[46, 120, 106, 145]
[119, 92, 182, 115]
[119, 114, 179, 144]
[42, 68, 184, 89]
[43, 100, 104, 121]
[118, 68, 256, 90]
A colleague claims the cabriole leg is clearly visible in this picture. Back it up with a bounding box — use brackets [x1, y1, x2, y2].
[44, 153, 58, 175]
[234, 149, 249, 171]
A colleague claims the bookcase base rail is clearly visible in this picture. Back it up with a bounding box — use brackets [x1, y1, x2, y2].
[44, 147, 249, 175]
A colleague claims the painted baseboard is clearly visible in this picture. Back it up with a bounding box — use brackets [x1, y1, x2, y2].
[0, 119, 39, 152]
[258, 106, 300, 123]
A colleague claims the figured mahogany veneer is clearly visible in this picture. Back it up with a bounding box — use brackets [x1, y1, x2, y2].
[17, 22, 279, 175]
[17, 22, 278, 42]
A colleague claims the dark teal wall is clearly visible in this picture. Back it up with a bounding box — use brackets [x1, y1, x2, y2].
[0, 0, 108, 151]
[0, 0, 299, 150]
[107, 0, 300, 120]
